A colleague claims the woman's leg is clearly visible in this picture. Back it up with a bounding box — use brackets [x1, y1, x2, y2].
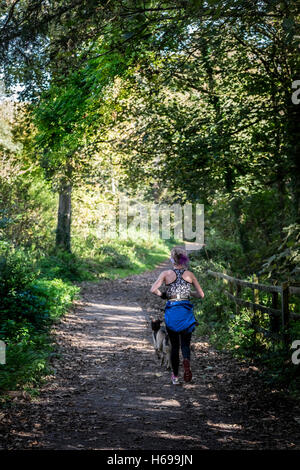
[180, 329, 192, 382]
[180, 329, 192, 360]
[166, 327, 180, 376]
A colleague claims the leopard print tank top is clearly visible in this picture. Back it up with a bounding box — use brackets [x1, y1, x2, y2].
[165, 269, 192, 300]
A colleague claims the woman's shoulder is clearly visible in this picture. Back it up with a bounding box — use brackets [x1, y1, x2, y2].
[184, 269, 194, 276]
[182, 270, 195, 281]
[163, 269, 175, 276]
[159, 269, 174, 277]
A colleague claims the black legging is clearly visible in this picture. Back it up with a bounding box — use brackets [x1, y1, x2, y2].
[166, 327, 192, 376]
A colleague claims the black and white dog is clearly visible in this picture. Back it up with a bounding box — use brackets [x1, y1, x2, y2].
[150, 318, 171, 369]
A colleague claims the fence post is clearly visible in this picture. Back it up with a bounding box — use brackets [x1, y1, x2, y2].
[253, 275, 259, 305]
[252, 275, 260, 347]
[236, 283, 241, 314]
[270, 291, 280, 333]
[281, 282, 290, 346]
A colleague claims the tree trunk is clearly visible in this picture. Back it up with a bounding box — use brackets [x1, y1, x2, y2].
[56, 183, 72, 252]
[200, 38, 249, 251]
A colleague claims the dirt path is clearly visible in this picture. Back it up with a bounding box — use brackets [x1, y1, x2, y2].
[1, 260, 300, 450]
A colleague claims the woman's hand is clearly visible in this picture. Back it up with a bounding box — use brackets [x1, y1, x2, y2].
[190, 290, 204, 299]
[190, 273, 205, 298]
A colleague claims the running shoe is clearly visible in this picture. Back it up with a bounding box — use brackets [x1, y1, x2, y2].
[171, 373, 180, 385]
[183, 358, 192, 382]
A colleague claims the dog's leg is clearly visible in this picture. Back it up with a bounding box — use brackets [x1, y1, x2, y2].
[152, 332, 157, 348]
[166, 344, 172, 369]
[166, 350, 171, 370]
[162, 332, 171, 370]
[152, 332, 160, 358]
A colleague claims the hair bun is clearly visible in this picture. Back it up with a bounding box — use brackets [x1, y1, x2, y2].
[178, 254, 189, 265]
[171, 247, 189, 265]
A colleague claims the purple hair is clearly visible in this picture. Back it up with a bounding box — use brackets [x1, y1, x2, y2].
[178, 254, 189, 266]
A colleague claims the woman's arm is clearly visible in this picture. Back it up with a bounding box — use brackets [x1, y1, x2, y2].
[150, 271, 166, 297]
[190, 273, 205, 299]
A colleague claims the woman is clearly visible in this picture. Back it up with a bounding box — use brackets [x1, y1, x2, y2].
[150, 247, 204, 385]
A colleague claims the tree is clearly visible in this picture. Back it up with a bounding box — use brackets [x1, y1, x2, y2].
[1, 0, 299, 252]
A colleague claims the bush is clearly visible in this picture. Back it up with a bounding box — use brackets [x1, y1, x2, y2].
[204, 232, 244, 266]
[39, 249, 92, 282]
[28, 278, 79, 322]
[0, 333, 52, 391]
[0, 242, 38, 297]
[0, 244, 79, 393]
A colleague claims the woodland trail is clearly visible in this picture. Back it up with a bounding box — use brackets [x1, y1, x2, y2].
[1, 260, 300, 450]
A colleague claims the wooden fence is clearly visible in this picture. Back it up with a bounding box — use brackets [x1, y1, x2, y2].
[207, 270, 300, 345]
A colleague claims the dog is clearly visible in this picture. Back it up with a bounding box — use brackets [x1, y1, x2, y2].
[150, 318, 171, 370]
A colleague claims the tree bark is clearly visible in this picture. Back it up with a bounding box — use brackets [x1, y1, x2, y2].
[56, 183, 72, 252]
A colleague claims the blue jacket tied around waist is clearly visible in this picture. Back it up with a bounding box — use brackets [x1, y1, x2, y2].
[164, 300, 196, 333]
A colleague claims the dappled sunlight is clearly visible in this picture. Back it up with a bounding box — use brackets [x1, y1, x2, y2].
[139, 429, 201, 441]
[207, 420, 243, 431]
[139, 396, 181, 407]
[81, 336, 148, 345]
[84, 302, 142, 313]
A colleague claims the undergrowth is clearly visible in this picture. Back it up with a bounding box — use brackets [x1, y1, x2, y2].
[190, 236, 300, 399]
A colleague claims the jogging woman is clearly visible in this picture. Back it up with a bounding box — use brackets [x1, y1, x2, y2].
[150, 247, 204, 384]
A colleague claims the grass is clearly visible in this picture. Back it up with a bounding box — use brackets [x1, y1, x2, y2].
[39, 235, 177, 283]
